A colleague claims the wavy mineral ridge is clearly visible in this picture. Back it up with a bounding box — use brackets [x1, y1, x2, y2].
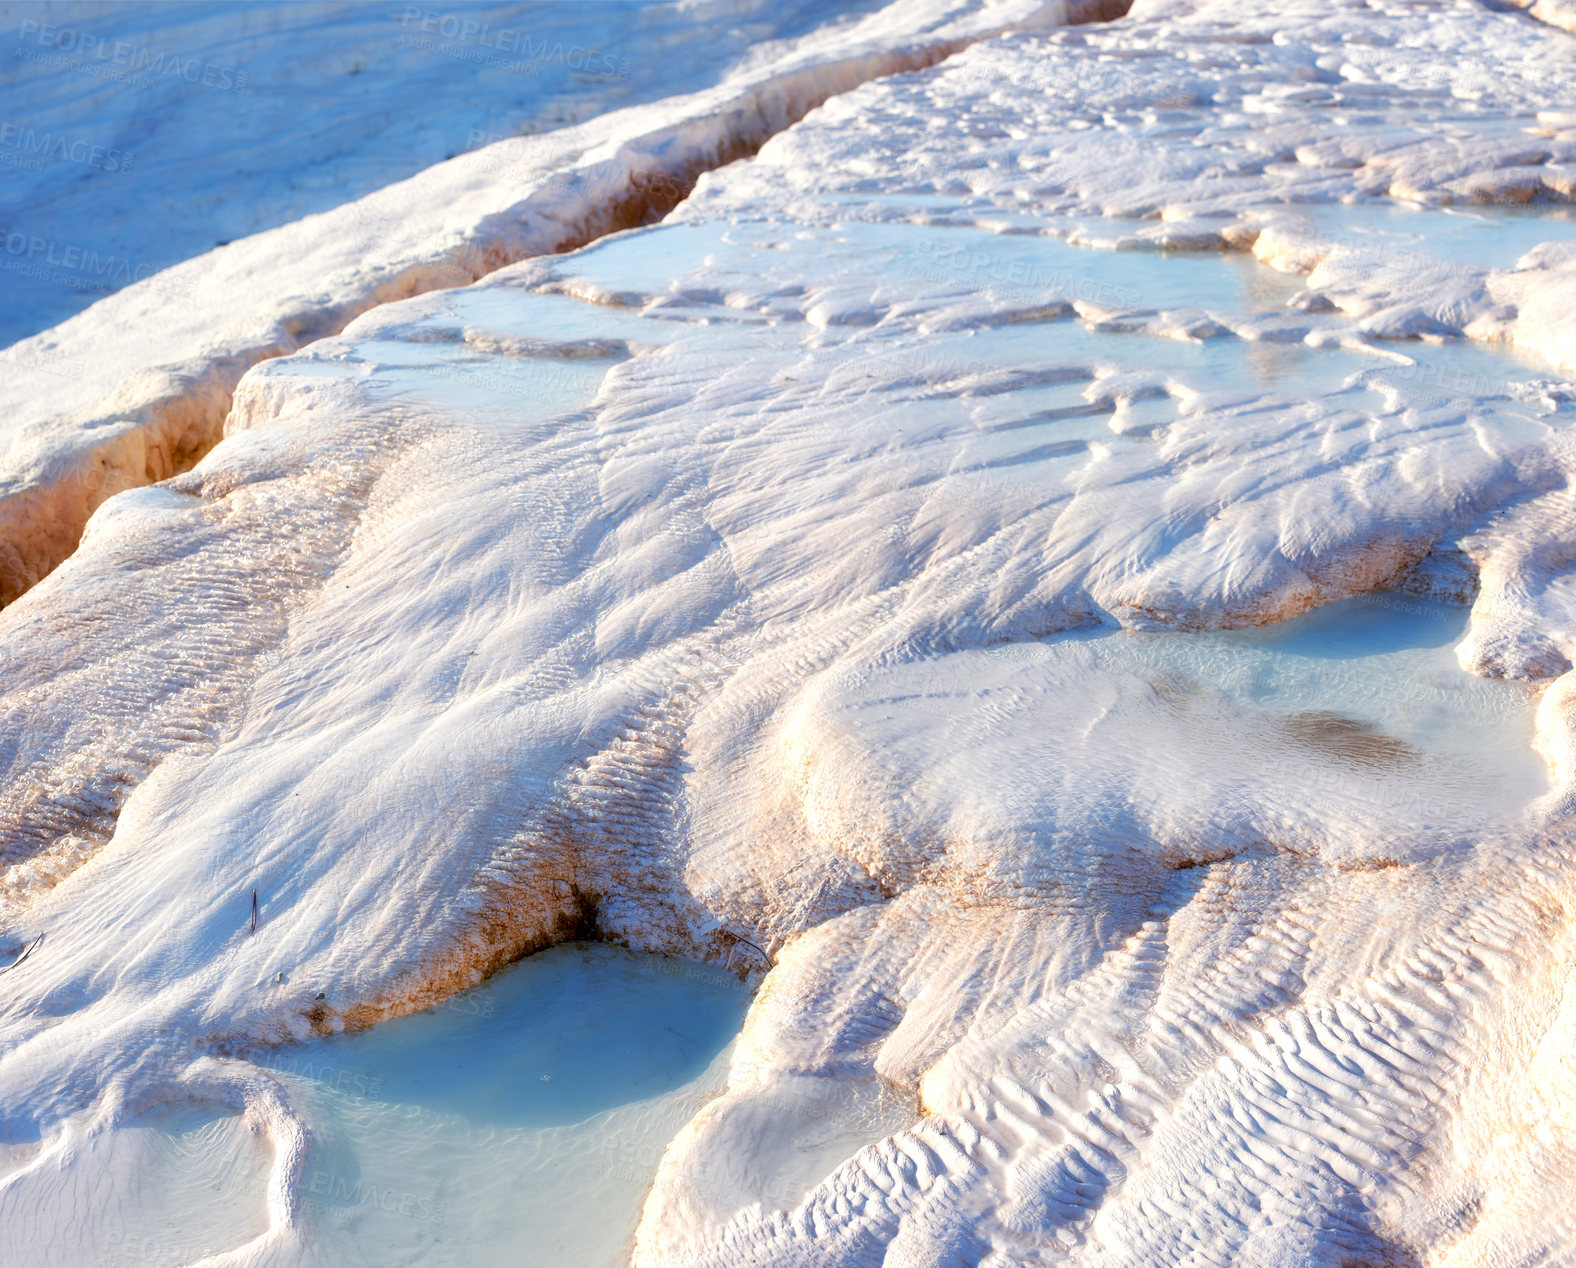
[4, 0, 1576, 1263]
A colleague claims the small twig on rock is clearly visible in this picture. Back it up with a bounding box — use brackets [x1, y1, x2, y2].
[0, 932, 44, 974]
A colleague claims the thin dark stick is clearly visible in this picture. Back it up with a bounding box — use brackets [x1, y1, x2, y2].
[0, 932, 43, 974]
[727, 932, 770, 972]
[250, 888, 258, 935]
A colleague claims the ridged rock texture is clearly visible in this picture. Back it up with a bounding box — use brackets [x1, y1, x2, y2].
[5, 0, 1576, 1264]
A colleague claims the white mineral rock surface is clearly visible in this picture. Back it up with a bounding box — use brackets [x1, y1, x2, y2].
[4, 0, 1576, 1265]
[0, 0, 1073, 606]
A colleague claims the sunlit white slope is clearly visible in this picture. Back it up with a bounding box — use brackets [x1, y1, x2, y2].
[5, 0, 1576, 1265]
[0, 0, 1083, 608]
[1, 184, 1574, 1265]
[0, 0, 914, 348]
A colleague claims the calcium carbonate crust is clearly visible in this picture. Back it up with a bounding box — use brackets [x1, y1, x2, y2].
[2, 1, 1576, 1266]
